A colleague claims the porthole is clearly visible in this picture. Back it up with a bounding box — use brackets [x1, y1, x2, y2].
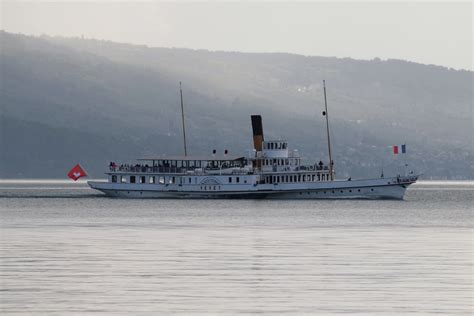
[349, 190, 352, 193]
[340, 190, 343, 193]
[358, 189, 361, 192]
[371, 188, 374, 191]
[332, 190, 335, 194]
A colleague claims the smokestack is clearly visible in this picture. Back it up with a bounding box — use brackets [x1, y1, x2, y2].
[251, 115, 264, 152]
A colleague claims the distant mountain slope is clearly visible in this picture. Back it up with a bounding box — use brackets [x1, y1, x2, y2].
[1, 31, 472, 179]
[48, 34, 472, 146]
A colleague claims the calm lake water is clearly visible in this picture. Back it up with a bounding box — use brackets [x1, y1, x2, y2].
[0, 180, 472, 315]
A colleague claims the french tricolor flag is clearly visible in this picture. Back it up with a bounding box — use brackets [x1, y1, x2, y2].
[393, 144, 406, 155]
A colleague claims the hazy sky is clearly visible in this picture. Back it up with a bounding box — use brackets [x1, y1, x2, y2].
[2, 1, 472, 70]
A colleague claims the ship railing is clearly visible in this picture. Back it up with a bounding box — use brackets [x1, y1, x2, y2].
[293, 165, 330, 171]
[231, 169, 253, 175]
[255, 164, 331, 174]
[108, 165, 253, 175]
[109, 166, 187, 174]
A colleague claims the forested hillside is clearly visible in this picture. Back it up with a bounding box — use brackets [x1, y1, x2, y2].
[1, 31, 472, 179]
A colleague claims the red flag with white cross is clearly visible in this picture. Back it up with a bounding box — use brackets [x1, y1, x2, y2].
[67, 164, 88, 181]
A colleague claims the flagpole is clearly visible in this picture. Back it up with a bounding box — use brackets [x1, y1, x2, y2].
[404, 143, 407, 176]
[179, 82, 188, 157]
[322, 80, 334, 181]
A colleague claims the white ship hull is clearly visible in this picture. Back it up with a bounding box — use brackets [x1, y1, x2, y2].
[88, 175, 416, 200]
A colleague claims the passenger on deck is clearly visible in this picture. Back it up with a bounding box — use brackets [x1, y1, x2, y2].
[318, 160, 324, 170]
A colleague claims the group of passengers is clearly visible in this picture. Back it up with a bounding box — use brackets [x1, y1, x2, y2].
[108, 161, 186, 173]
[108, 160, 329, 172]
[109, 162, 150, 172]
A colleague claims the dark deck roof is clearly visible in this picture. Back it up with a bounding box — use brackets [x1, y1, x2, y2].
[138, 155, 245, 161]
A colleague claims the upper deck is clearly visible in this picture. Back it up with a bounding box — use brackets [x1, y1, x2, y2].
[107, 153, 330, 178]
[108, 155, 248, 175]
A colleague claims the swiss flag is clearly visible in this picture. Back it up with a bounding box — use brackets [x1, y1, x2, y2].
[67, 164, 88, 181]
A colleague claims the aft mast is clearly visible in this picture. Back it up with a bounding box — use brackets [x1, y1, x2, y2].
[322, 80, 334, 180]
[179, 82, 188, 156]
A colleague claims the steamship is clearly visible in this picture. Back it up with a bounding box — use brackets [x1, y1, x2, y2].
[88, 82, 418, 199]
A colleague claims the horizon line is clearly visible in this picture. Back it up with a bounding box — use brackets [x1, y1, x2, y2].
[2, 29, 472, 72]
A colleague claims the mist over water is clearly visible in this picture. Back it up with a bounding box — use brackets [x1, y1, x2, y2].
[0, 181, 472, 314]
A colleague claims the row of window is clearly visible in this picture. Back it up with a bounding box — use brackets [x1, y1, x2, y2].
[112, 175, 177, 184]
[263, 142, 288, 150]
[111, 174, 333, 185]
[265, 173, 329, 183]
[262, 158, 299, 166]
[111, 175, 248, 185]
